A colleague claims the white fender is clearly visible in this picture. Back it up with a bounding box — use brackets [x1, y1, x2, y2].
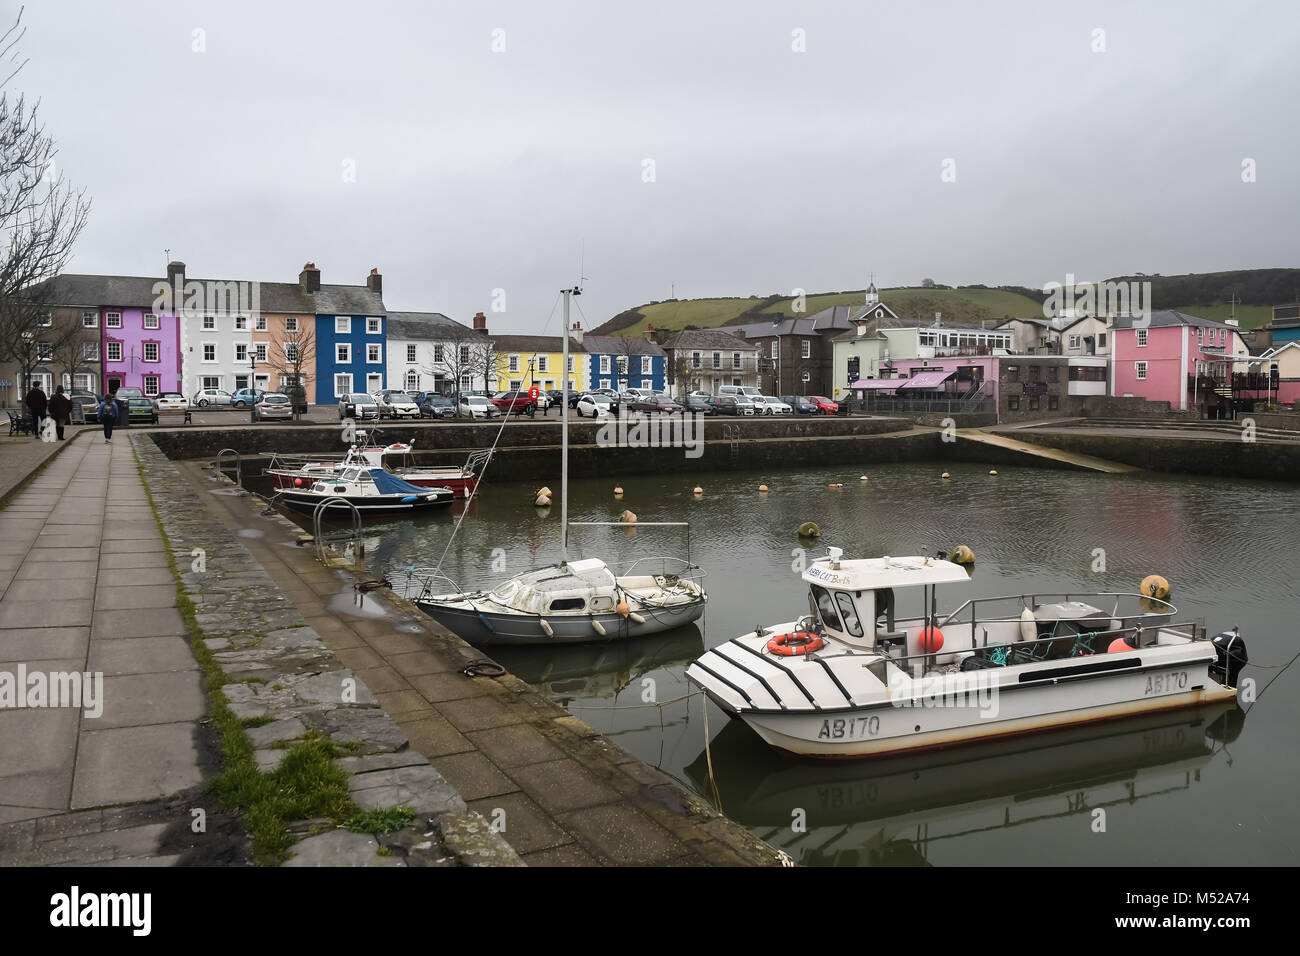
[628, 612, 645, 625]
[1019, 608, 1037, 642]
[539, 618, 554, 637]
[592, 619, 606, 636]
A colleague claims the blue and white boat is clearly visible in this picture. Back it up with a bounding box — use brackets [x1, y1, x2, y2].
[278, 466, 454, 515]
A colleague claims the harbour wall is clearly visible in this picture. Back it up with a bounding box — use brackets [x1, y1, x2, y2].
[1010, 430, 1300, 480]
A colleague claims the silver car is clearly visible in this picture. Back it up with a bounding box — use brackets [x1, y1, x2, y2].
[253, 393, 293, 421]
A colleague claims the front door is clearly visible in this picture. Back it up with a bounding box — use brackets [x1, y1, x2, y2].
[107, 376, 122, 393]
[367, 373, 382, 393]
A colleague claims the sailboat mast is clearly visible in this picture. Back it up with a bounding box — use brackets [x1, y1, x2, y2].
[561, 287, 574, 561]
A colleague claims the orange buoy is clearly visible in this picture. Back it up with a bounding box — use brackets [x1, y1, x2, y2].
[766, 632, 825, 656]
[918, 626, 944, 653]
[616, 600, 631, 618]
[614, 486, 624, 495]
[1108, 637, 1134, 654]
[619, 509, 637, 523]
[758, 484, 769, 492]
[693, 486, 703, 495]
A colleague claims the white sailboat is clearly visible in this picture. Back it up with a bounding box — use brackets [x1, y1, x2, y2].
[400, 286, 707, 646]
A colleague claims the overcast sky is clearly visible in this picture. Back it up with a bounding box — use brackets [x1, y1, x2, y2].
[9, 0, 1298, 332]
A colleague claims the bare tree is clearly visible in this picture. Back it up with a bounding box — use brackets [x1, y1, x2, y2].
[423, 337, 480, 417]
[0, 11, 92, 406]
[472, 337, 497, 396]
[49, 311, 97, 395]
[267, 324, 315, 421]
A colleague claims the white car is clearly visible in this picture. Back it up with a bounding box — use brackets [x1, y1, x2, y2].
[252, 393, 293, 421]
[373, 390, 420, 419]
[575, 393, 612, 418]
[155, 393, 188, 411]
[752, 395, 792, 415]
[459, 395, 500, 419]
[192, 388, 233, 407]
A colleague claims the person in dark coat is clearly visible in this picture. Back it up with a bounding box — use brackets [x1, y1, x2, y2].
[24, 383, 48, 437]
[48, 385, 73, 440]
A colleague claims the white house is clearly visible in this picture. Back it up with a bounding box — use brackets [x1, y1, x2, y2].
[385, 311, 489, 395]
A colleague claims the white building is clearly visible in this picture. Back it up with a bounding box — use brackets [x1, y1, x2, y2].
[385, 311, 489, 395]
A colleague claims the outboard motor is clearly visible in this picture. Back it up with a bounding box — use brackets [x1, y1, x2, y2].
[1209, 627, 1248, 688]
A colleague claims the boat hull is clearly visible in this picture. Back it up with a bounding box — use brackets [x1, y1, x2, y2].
[416, 598, 707, 646]
[279, 490, 453, 515]
[270, 470, 477, 498]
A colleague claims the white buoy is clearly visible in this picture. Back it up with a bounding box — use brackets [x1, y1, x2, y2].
[539, 619, 554, 637]
[628, 612, 646, 624]
[535, 495, 551, 507]
[860, 475, 869, 481]
[592, 619, 607, 636]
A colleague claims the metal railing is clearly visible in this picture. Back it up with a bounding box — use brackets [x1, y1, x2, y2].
[215, 448, 241, 484]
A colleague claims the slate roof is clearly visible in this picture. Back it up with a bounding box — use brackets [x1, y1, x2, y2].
[661, 328, 758, 351]
[580, 335, 665, 357]
[387, 312, 484, 341]
[36, 272, 383, 315]
[491, 334, 587, 353]
[1111, 311, 1235, 331]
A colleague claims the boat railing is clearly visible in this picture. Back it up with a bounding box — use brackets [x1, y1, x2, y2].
[463, 448, 494, 475]
[391, 566, 469, 604]
[938, 592, 1181, 630]
[620, 555, 708, 582]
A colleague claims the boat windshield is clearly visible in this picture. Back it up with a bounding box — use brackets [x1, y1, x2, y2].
[835, 591, 864, 637]
[811, 585, 842, 631]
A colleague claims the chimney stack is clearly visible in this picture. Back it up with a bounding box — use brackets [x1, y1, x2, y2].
[165, 261, 186, 313]
[299, 262, 321, 293]
[569, 321, 583, 345]
[366, 268, 382, 295]
[472, 311, 487, 332]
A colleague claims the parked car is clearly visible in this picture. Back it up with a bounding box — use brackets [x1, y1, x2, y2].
[281, 384, 309, 415]
[252, 393, 293, 422]
[544, 389, 568, 407]
[125, 396, 158, 424]
[575, 393, 613, 418]
[459, 394, 500, 419]
[491, 390, 537, 415]
[68, 388, 99, 418]
[338, 393, 381, 419]
[683, 394, 715, 415]
[155, 392, 188, 411]
[781, 395, 820, 414]
[806, 395, 840, 414]
[419, 395, 456, 419]
[231, 388, 266, 408]
[706, 395, 751, 416]
[751, 395, 792, 415]
[192, 388, 233, 407]
[631, 394, 683, 415]
[374, 390, 421, 419]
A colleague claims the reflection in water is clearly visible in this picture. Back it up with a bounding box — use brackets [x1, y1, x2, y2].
[685, 703, 1243, 867]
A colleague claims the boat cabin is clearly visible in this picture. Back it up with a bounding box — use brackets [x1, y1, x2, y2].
[487, 559, 621, 615]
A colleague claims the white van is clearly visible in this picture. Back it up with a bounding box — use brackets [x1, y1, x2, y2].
[718, 385, 760, 414]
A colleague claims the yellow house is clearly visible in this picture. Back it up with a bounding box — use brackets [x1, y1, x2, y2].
[490, 334, 588, 393]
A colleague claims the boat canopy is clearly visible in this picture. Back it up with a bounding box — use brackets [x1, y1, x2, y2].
[803, 555, 971, 591]
[369, 469, 431, 496]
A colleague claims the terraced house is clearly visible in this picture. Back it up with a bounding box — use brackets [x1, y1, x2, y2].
[306, 264, 388, 405]
[575, 331, 666, 392]
[654, 328, 759, 395]
[490, 331, 587, 394]
[386, 311, 488, 395]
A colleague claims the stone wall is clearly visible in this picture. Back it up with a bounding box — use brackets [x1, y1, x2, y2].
[1011, 430, 1300, 479]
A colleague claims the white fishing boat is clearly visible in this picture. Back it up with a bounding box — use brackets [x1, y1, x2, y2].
[277, 465, 455, 515]
[398, 285, 707, 646]
[265, 436, 490, 499]
[686, 548, 1247, 758]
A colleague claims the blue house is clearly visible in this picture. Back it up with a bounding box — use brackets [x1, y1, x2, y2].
[579, 334, 666, 392]
[304, 264, 388, 405]
[1268, 306, 1300, 345]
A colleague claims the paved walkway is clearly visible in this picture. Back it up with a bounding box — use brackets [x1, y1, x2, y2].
[0, 432, 209, 860]
[0, 426, 92, 503]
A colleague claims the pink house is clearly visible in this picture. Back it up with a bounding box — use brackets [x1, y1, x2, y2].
[1112, 312, 1250, 411]
[103, 307, 182, 397]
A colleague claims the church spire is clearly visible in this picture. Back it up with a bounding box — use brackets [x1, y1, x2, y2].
[865, 273, 879, 308]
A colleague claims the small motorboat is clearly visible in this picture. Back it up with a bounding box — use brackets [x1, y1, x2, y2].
[276, 465, 455, 515]
[266, 436, 489, 499]
[686, 547, 1247, 759]
[397, 557, 707, 646]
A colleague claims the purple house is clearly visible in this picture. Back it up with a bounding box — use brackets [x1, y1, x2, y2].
[103, 306, 181, 397]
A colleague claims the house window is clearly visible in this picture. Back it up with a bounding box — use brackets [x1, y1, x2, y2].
[1006, 365, 1020, 382]
[771, 341, 778, 359]
[39, 312, 51, 327]
[37, 341, 52, 360]
[255, 316, 267, 331]
[1136, 329, 1147, 347]
[83, 342, 99, 361]
[642, 378, 653, 389]
[143, 342, 159, 363]
[285, 316, 298, 332]
[616, 356, 628, 377]
[234, 316, 247, 331]
[691, 351, 701, 368]
[335, 316, 350, 334]
[1048, 394, 1059, 410]
[235, 343, 249, 363]
[461, 375, 471, 391]
[460, 345, 471, 364]
[600, 378, 611, 389]
[1196, 328, 1203, 345]
[801, 339, 811, 359]
[367, 317, 381, 334]
[537, 355, 548, 373]
[203, 343, 216, 362]
[1047, 365, 1058, 382]
[509, 379, 522, 390]
[255, 343, 267, 363]
[143, 376, 160, 396]
[1028, 396, 1040, 411]
[508, 355, 520, 373]
[337, 344, 350, 363]
[641, 355, 652, 374]
[74, 373, 93, 390]
[712, 352, 721, 369]
[106, 312, 122, 328]
[1028, 364, 1041, 381]
[143, 313, 159, 329]
[367, 343, 381, 363]
[1135, 361, 1147, 380]
[82, 311, 98, 328]
[203, 315, 215, 331]
[284, 343, 299, 363]
[567, 355, 574, 372]
[1007, 394, 1020, 410]
[201, 375, 221, 390]
[406, 344, 417, 363]
[405, 370, 419, 390]
[1068, 335, 1080, 349]
[234, 374, 249, 391]
[732, 352, 741, 369]
[1098, 333, 1107, 348]
[106, 341, 122, 362]
[334, 373, 352, 397]
[601, 355, 611, 374]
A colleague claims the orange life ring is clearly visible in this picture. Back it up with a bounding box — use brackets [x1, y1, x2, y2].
[766, 632, 824, 656]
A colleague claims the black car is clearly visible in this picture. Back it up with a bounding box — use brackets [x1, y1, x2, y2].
[420, 395, 456, 419]
[282, 384, 309, 414]
[683, 394, 715, 415]
[706, 395, 745, 415]
[781, 394, 819, 414]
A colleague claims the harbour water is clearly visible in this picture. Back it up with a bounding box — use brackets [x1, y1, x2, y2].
[310, 460, 1300, 866]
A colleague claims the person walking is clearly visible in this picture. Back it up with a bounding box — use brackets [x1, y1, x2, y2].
[48, 385, 73, 441]
[24, 382, 47, 438]
[97, 393, 118, 443]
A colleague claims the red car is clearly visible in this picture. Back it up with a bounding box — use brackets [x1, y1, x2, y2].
[807, 395, 839, 414]
[491, 390, 537, 415]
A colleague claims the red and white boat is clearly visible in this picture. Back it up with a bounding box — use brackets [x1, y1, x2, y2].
[264, 434, 491, 499]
